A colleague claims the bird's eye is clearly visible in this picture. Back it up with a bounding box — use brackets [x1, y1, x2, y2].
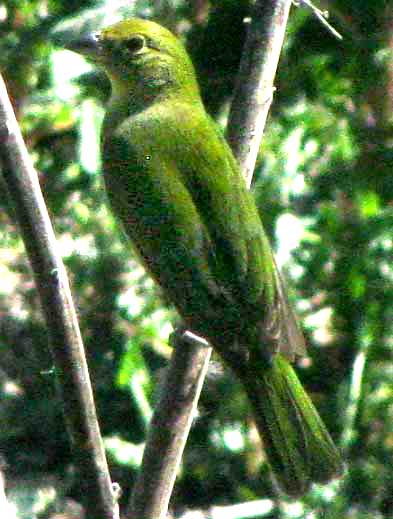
[124, 35, 146, 54]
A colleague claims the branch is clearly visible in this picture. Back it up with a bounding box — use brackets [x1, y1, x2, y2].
[0, 74, 117, 519]
[294, 0, 343, 41]
[127, 1, 293, 517]
[127, 331, 211, 519]
[176, 497, 275, 519]
[226, 0, 293, 187]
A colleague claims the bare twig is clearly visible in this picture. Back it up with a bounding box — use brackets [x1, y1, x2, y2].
[0, 74, 116, 519]
[128, 332, 211, 519]
[176, 497, 275, 519]
[226, 0, 293, 187]
[126, 2, 294, 518]
[340, 319, 370, 452]
[293, 0, 343, 40]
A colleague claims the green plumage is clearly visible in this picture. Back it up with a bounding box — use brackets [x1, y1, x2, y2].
[67, 18, 343, 496]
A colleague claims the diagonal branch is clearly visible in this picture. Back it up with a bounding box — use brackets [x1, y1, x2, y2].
[127, 331, 211, 519]
[0, 74, 117, 519]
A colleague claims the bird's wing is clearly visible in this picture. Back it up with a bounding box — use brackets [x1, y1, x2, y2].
[103, 101, 305, 359]
[167, 105, 306, 359]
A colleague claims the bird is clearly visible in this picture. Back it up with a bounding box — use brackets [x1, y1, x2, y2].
[66, 17, 343, 496]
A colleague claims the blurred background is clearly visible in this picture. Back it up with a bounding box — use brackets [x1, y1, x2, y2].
[0, 1, 392, 518]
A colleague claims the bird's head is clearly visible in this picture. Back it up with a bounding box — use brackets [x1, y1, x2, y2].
[66, 18, 200, 103]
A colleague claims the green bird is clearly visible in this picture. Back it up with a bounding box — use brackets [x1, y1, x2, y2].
[67, 18, 343, 496]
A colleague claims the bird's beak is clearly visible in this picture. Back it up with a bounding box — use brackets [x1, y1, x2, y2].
[65, 32, 101, 59]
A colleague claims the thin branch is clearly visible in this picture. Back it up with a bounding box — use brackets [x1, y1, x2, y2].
[340, 318, 371, 453]
[0, 74, 117, 519]
[126, 2, 294, 518]
[293, 0, 343, 41]
[176, 497, 275, 519]
[226, 0, 293, 187]
[127, 331, 211, 519]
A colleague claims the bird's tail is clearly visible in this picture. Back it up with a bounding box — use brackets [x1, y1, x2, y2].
[241, 355, 344, 497]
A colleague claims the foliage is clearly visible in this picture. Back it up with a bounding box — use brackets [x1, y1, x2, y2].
[0, 1, 392, 517]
